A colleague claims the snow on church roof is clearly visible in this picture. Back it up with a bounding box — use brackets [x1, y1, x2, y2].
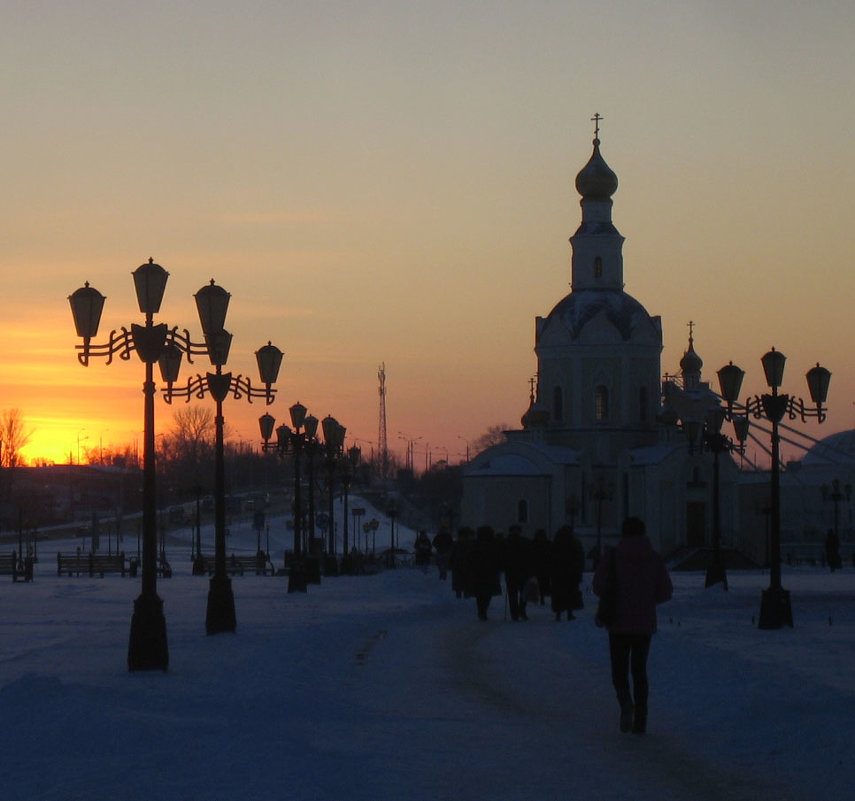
[801, 429, 855, 465]
[467, 441, 580, 476]
[545, 288, 660, 341]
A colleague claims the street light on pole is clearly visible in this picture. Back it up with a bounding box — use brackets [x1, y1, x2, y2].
[717, 348, 831, 629]
[321, 415, 345, 573]
[69, 258, 172, 671]
[158, 283, 281, 635]
[259, 402, 317, 593]
[684, 407, 748, 590]
[340, 444, 360, 572]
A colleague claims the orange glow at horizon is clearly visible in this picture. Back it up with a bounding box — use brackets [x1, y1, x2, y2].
[3, 3, 855, 472]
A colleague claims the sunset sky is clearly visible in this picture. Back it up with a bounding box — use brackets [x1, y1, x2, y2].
[2, 1, 853, 468]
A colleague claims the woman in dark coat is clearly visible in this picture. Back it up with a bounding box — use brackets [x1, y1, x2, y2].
[593, 516, 672, 735]
[550, 525, 585, 621]
[468, 525, 502, 621]
[450, 528, 473, 599]
[532, 528, 552, 605]
[503, 525, 534, 621]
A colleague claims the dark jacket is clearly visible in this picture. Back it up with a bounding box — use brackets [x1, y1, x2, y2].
[503, 531, 534, 587]
[593, 535, 672, 636]
[468, 529, 502, 598]
[550, 526, 585, 613]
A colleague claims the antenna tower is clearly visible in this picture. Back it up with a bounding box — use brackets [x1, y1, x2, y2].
[378, 362, 388, 478]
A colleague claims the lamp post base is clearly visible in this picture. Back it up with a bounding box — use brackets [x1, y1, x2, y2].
[323, 555, 339, 576]
[704, 560, 728, 590]
[206, 574, 237, 635]
[128, 592, 169, 671]
[288, 559, 308, 593]
[758, 586, 793, 629]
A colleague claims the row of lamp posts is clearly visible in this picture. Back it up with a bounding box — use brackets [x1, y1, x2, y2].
[259, 405, 361, 592]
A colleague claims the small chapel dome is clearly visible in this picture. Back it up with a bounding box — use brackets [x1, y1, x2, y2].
[680, 342, 703, 374]
[575, 138, 618, 201]
[521, 399, 550, 429]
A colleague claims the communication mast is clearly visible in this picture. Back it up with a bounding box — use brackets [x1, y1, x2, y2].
[378, 362, 388, 479]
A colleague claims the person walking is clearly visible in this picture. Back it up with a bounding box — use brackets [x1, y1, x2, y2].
[503, 525, 534, 621]
[432, 527, 453, 580]
[825, 528, 841, 572]
[450, 528, 473, 599]
[414, 530, 432, 572]
[468, 525, 502, 621]
[532, 529, 552, 606]
[593, 516, 672, 735]
[550, 526, 585, 621]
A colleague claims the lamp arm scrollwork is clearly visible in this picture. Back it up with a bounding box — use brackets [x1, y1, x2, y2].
[76, 327, 135, 366]
[164, 327, 211, 364]
[161, 374, 209, 404]
[230, 374, 276, 405]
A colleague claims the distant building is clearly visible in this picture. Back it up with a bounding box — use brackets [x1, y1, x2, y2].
[462, 130, 740, 559]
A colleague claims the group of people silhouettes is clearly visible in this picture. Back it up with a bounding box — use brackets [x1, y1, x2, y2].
[426, 517, 672, 735]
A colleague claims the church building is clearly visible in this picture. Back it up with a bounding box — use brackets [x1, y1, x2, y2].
[461, 124, 740, 559]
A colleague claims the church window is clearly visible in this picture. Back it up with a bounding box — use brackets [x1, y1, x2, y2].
[553, 386, 564, 422]
[594, 256, 603, 278]
[517, 499, 528, 523]
[639, 386, 648, 422]
[595, 386, 609, 421]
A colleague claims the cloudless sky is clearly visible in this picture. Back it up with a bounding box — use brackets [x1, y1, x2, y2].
[2, 1, 853, 465]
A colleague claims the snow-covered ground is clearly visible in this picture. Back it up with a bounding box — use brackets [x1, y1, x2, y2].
[1, 501, 853, 801]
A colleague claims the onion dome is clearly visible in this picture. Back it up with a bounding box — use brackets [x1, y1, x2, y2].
[575, 138, 618, 201]
[680, 340, 703, 375]
[521, 399, 550, 429]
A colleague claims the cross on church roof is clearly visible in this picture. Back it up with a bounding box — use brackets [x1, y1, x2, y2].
[591, 113, 603, 138]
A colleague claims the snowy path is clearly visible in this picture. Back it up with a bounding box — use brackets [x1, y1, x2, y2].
[1, 559, 850, 800]
[336, 577, 811, 801]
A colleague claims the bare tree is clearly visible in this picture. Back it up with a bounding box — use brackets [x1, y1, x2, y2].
[0, 408, 33, 468]
[169, 405, 216, 461]
[160, 405, 218, 495]
[472, 424, 509, 456]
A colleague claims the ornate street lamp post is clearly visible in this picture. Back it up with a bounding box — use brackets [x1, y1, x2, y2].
[589, 476, 614, 568]
[718, 348, 831, 628]
[69, 259, 172, 671]
[684, 408, 748, 590]
[821, 478, 850, 570]
[321, 415, 345, 574]
[302, 414, 321, 584]
[159, 282, 281, 634]
[340, 444, 361, 572]
[259, 403, 315, 592]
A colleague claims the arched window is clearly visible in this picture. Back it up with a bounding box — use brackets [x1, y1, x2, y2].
[594, 256, 603, 278]
[639, 386, 648, 422]
[517, 499, 528, 523]
[553, 386, 564, 422]
[595, 386, 609, 421]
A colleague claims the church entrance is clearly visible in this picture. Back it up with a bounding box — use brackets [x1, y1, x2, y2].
[686, 502, 706, 548]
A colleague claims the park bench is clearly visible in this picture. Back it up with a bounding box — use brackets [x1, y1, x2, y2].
[784, 545, 825, 567]
[57, 551, 128, 577]
[0, 551, 32, 582]
[198, 553, 274, 576]
[126, 556, 172, 578]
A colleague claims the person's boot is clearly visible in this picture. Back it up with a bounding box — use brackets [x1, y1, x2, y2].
[632, 705, 647, 734]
